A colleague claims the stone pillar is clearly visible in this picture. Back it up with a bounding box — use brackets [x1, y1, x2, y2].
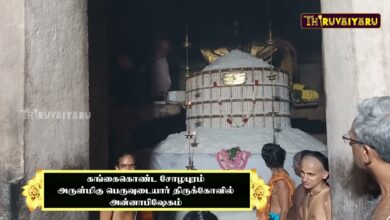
[0, 0, 89, 219]
[0, 0, 25, 219]
[321, 0, 390, 219]
[88, 0, 109, 170]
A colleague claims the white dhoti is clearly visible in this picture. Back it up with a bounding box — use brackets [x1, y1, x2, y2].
[150, 57, 171, 97]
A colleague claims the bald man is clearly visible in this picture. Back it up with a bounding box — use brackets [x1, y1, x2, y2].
[100, 153, 137, 220]
[288, 150, 310, 220]
[299, 151, 331, 220]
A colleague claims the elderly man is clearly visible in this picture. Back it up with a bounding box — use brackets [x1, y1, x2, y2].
[300, 151, 331, 220]
[343, 96, 390, 220]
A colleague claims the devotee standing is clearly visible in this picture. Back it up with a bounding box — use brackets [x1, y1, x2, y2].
[258, 143, 295, 220]
[100, 152, 137, 220]
[149, 37, 171, 101]
[300, 151, 331, 220]
[344, 96, 390, 220]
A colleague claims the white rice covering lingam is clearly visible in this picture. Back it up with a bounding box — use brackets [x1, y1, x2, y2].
[150, 50, 327, 220]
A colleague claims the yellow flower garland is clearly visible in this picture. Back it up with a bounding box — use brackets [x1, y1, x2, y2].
[22, 170, 44, 212]
[250, 169, 270, 210]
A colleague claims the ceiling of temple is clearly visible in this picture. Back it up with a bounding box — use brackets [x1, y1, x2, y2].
[108, 0, 322, 66]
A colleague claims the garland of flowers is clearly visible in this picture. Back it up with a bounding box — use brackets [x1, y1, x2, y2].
[250, 169, 271, 210]
[216, 146, 251, 170]
[22, 170, 44, 212]
[214, 80, 260, 128]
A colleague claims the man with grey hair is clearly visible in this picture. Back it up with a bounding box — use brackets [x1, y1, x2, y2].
[343, 96, 390, 220]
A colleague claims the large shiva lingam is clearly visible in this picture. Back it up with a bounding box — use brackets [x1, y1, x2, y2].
[149, 31, 327, 220]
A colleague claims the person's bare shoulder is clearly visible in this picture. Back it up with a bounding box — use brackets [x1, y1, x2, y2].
[323, 188, 331, 210]
[295, 184, 305, 194]
[293, 184, 307, 203]
[100, 211, 113, 220]
[276, 179, 289, 192]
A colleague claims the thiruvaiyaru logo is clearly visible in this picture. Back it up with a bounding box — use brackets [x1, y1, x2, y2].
[301, 13, 380, 28]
